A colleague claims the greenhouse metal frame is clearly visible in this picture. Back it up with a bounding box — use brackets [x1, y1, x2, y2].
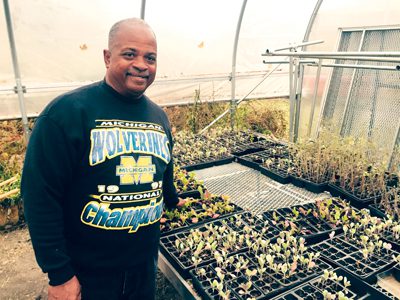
[2, 0, 400, 299]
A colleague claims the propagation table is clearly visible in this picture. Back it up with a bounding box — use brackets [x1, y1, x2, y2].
[158, 162, 331, 299]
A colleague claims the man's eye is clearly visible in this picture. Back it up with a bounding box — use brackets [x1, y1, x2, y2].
[146, 56, 156, 63]
[123, 52, 135, 58]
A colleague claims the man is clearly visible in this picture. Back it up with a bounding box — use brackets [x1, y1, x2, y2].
[21, 18, 183, 300]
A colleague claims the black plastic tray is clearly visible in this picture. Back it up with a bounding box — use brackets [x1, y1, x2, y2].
[311, 235, 396, 283]
[177, 190, 202, 199]
[259, 166, 291, 184]
[328, 183, 381, 209]
[190, 252, 331, 300]
[160, 201, 243, 237]
[182, 156, 235, 171]
[374, 265, 400, 300]
[160, 217, 248, 278]
[263, 204, 341, 245]
[271, 267, 392, 299]
[290, 175, 328, 194]
[235, 156, 261, 171]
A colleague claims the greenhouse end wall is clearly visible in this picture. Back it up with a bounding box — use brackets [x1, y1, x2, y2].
[299, 0, 400, 154]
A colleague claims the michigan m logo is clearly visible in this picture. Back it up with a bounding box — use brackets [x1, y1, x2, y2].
[116, 156, 156, 185]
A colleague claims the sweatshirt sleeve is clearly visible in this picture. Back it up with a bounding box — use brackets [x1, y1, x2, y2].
[21, 115, 76, 286]
[162, 122, 179, 208]
[162, 157, 179, 208]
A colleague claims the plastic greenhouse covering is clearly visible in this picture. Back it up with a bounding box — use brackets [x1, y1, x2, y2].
[1, 0, 316, 120]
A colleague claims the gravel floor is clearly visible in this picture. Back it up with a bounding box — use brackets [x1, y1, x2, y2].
[0, 226, 182, 300]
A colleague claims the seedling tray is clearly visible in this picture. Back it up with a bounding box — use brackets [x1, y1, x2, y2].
[235, 156, 262, 171]
[258, 142, 290, 157]
[380, 229, 400, 251]
[189, 254, 263, 300]
[229, 143, 265, 157]
[259, 165, 291, 184]
[263, 203, 341, 245]
[311, 235, 396, 283]
[368, 199, 399, 222]
[174, 169, 206, 196]
[215, 132, 269, 157]
[160, 200, 243, 237]
[235, 211, 281, 240]
[236, 151, 291, 184]
[190, 252, 331, 300]
[328, 183, 381, 209]
[271, 267, 392, 299]
[177, 190, 202, 199]
[160, 218, 248, 279]
[368, 202, 389, 219]
[182, 156, 235, 171]
[290, 175, 328, 194]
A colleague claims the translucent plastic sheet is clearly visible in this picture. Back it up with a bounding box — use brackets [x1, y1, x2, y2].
[1, 0, 315, 118]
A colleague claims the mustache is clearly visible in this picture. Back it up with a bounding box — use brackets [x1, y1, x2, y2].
[126, 71, 149, 78]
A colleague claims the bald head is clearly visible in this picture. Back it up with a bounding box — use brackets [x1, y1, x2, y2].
[108, 18, 156, 50]
[104, 17, 158, 98]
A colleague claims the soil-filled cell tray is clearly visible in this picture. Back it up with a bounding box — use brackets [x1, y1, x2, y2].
[311, 235, 396, 283]
[271, 267, 392, 299]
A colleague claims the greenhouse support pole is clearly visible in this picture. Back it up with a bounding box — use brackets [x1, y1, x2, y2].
[140, 0, 146, 19]
[307, 59, 322, 138]
[199, 63, 283, 135]
[267, 41, 324, 142]
[289, 56, 295, 142]
[230, 0, 247, 130]
[368, 69, 379, 139]
[306, 62, 400, 71]
[292, 61, 301, 142]
[264, 51, 400, 58]
[305, 56, 400, 63]
[389, 121, 400, 170]
[295, 0, 323, 140]
[3, 0, 30, 142]
[301, 0, 323, 49]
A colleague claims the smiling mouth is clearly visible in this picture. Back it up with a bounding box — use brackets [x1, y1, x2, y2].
[126, 72, 149, 79]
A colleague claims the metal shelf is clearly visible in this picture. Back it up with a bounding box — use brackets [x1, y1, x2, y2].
[158, 162, 332, 299]
[194, 162, 330, 214]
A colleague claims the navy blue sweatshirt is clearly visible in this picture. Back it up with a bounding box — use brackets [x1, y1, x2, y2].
[21, 81, 178, 286]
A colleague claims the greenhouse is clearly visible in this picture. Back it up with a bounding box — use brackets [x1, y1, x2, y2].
[1, 0, 400, 299]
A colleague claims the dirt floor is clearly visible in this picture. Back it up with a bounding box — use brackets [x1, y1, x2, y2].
[0, 226, 182, 300]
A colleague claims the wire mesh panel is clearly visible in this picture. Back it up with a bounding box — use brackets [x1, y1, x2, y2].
[323, 31, 363, 124]
[321, 28, 400, 151]
[194, 162, 329, 215]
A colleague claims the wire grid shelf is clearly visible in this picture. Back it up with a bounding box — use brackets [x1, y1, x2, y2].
[322, 28, 400, 150]
[194, 162, 330, 215]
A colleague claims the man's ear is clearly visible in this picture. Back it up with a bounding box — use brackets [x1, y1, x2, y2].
[103, 49, 111, 68]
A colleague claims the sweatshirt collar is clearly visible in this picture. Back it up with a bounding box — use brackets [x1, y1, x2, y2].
[101, 80, 145, 104]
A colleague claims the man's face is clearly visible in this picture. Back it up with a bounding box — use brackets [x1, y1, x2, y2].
[104, 24, 157, 98]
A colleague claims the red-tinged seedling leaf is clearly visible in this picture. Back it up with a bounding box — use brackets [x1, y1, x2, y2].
[289, 221, 297, 230]
[290, 261, 298, 273]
